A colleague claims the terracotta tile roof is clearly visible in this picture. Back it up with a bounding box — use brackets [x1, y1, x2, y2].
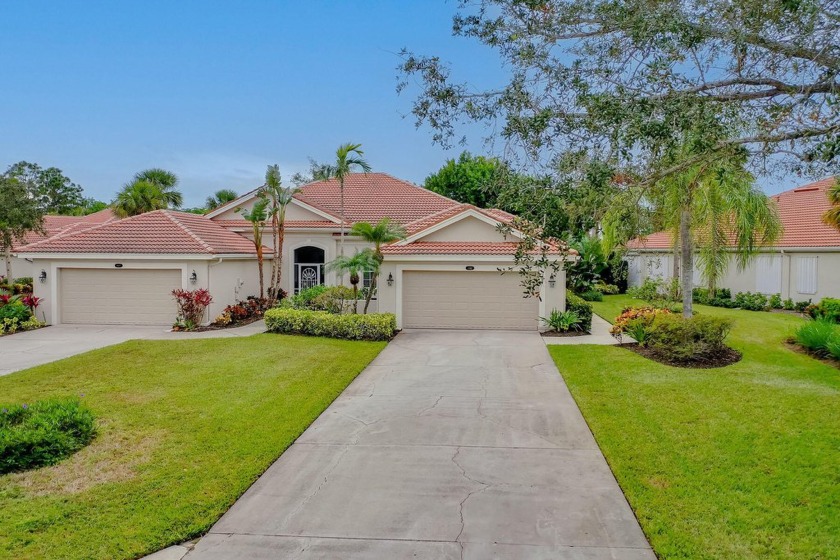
[293, 173, 459, 225]
[12, 210, 120, 250]
[381, 241, 567, 256]
[16, 210, 260, 255]
[215, 219, 340, 230]
[627, 177, 840, 250]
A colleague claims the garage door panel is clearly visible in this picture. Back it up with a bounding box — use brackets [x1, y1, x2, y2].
[402, 271, 538, 330]
[60, 269, 182, 325]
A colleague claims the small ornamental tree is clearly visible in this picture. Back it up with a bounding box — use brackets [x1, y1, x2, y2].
[172, 289, 213, 330]
[496, 217, 571, 300]
[0, 175, 44, 279]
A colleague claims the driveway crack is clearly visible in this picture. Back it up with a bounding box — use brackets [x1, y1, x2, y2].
[451, 447, 490, 559]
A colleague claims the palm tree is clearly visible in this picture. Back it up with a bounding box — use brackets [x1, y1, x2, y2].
[645, 147, 781, 317]
[823, 179, 840, 231]
[350, 218, 407, 313]
[238, 197, 269, 298]
[112, 181, 168, 217]
[205, 189, 238, 211]
[133, 168, 183, 208]
[326, 249, 377, 313]
[263, 165, 298, 302]
[323, 143, 371, 258]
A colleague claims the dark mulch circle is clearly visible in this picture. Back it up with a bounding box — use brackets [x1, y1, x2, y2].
[542, 330, 589, 338]
[618, 343, 743, 369]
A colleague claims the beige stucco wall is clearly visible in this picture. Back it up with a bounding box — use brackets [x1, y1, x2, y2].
[5, 257, 37, 282]
[26, 256, 268, 325]
[421, 216, 510, 243]
[627, 249, 840, 302]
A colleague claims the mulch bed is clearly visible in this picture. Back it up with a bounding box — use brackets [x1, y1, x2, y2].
[784, 341, 840, 369]
[542, 330, 589, 338]
[171, 316, 263, 333]
[618, 342, 743, 369]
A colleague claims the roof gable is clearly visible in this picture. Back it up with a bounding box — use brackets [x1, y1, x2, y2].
[398, 205, 518, 245]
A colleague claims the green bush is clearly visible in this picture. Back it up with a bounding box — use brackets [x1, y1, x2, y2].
[734, 291, 769, 311]
[826, 337, 840, 360]
[793, 318, 839, 356]
[810, 298, 840, 323]
[1, 316, 44, 335]
[578, 289, 603, 302]
[783, 298, 795, 311]
[769, 293, 783, 309]
[794, 299, 812, 313]
[541, 309, 582, 332]
[628, 278, 664, 302]
[0, 302, 32, 323]
[0, 398, 97, 474]
[565, 290, 593, 332]
[594, 282, 620, 295]
[281, 285, 330, 310]
[646, 314, 734, 362]
[311, 286, 358, 314]
[265, 308, 397, 341]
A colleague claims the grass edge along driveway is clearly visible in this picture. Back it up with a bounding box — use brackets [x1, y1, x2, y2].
[549, 295, 839, 560]
[0, 333, 386, 560]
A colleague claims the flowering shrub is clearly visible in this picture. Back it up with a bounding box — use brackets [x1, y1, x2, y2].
[172, 289, 213, 330]
[610, 306, 672, 343]
[1, 398, 97, 474]
[213, 296, 271, 327]
[265, 308, 397, 341]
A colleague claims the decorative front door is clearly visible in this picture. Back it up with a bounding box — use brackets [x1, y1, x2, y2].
[297, 264, 321, 292]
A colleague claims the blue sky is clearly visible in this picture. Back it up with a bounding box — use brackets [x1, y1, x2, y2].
[0, 1, 504, 207]
[1, 1, 804, 208]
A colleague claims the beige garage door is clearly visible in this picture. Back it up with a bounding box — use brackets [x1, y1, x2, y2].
[402, 270, 539, 330]
[60, 268, 182, 325]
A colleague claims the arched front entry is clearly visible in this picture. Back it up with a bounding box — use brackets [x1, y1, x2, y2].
[294, 246, 325, 293]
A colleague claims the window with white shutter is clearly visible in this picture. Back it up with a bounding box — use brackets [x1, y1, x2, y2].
[796, 257, 818, 295]
[755, 256, 782, 294]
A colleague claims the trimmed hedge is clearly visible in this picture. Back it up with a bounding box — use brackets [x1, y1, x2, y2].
[265, 308, 397, 341]
[566, 290, 593, 332]
[1, 398, 97, 474]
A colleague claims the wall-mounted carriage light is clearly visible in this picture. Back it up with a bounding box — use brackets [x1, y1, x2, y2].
[190, 270, 198, 284]
[39, 270, 47, 283]
[386, 273, 394, 287]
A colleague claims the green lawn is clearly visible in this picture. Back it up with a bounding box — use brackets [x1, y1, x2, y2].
[549, 295, 839, 559]
[0, 334, 385, 560]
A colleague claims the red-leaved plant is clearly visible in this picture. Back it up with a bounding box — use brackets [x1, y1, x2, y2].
[172, 289, 213, 330]
[21, 295, 42, 313]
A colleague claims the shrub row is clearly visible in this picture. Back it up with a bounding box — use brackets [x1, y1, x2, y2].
[565, 290, 593, 332]
[0, 398, 97, 474]
[809, 298, 840, 323]
[265, 308, 397, 341]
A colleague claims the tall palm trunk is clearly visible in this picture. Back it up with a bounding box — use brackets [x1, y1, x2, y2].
[3, 244, 12, 280]
[680, 206, 693, 318]
[339, 178, 345, 258]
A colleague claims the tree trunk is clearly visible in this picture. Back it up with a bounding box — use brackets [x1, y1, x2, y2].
[270, 213, 280, 301]
[339, 179, 345, 258]
[276, 224, 285, 300]
[3, 244, 12, 280]
[680, 206, 694, 318]
[364, 274, 376, 314]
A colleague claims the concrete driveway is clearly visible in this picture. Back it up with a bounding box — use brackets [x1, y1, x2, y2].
[185, 329, 654, 559]
[0, 321, 266, 376]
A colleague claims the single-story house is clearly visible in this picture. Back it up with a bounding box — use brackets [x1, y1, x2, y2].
[625, 177, 840, 301]
[17, 173, 572, 330]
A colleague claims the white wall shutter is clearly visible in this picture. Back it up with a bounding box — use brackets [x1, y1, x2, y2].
[755, 256, 782, 294]
[796, 257, 818, 295]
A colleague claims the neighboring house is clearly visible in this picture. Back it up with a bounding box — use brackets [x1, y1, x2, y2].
[626, 178, 840, 301]
[7, 209, 117, 281]
[17, 173, 571, 330]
